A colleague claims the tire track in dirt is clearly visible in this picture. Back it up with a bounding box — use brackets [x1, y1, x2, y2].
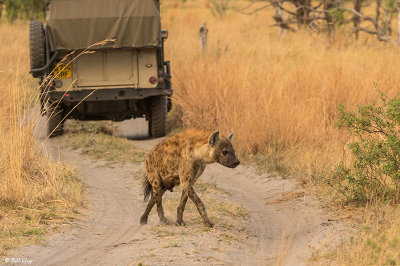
[14, 150, 146, 265]
[201, 165, 349, 264]
[12, 117, 349, 265]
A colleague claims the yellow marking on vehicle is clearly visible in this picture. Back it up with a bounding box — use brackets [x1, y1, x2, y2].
[54, 64, 72, 79]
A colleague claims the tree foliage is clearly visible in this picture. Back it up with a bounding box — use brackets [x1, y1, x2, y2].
[326, 93, 400, 205]
[3, 0, 45, 21]
[235, 0, 397, 42]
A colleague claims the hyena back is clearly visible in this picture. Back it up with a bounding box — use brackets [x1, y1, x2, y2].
[140, 128, 240, 227]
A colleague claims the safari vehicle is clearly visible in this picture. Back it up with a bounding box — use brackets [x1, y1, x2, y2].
[29, 0, 172, 137]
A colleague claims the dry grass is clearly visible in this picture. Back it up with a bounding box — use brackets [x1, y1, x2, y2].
[0, 21, 83, 255]
[61, 120, 147, 165]
[162, 1, 385, 211]
[317, 205, 400, 265]
[159, 1, 400, 264]
[163, 1, 399, 172]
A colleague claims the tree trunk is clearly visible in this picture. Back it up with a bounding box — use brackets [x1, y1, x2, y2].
[324, 0, 335, 39]
[199, 22, 208, 54]
[294, 0, 311, 27]
[275, 3, 284, 36]
[353, 0, 361, 39]
[376, 0, 381, 22]
[0, 1, 3, 19]
[397, 0, 400, 43]
[375, 0, 386, 40]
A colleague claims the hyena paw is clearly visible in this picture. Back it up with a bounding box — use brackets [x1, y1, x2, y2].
[160, 217, 170, 225]
[140, 216, 148, 225]
[176, 220, 186, 226]
[203, 220, 214, 228]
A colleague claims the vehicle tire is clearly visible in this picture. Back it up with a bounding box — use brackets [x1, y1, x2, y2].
[29, 21, 46, 78]
[148, 96, 167, 138]
[47, 105, 64, 137]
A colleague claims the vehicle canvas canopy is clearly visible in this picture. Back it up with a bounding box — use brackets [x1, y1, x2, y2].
[46, 0, 161, 51]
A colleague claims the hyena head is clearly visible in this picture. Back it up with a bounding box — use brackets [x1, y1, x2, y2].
[208, 131, 240, 168]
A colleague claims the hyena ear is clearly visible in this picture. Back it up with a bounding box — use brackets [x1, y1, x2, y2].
[228, 132, 234, 142]
[209, 131, 220, 147]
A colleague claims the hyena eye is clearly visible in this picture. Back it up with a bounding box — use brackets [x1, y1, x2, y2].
[222, 150, 228, 156]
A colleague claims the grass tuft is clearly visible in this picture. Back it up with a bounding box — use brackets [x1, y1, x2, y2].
[0, 21, 84, 255]
[62, 120, 147, 165]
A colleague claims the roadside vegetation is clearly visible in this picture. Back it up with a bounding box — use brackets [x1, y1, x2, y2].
[328, 94, 400, 205]
[328, 205, 400, 265]
[162, 1, 400, 264]
[0, 22, 83, 255]
[62, 121, 147, 165]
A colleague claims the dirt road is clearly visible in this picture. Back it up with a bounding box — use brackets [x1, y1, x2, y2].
[12, 118, 348, 265]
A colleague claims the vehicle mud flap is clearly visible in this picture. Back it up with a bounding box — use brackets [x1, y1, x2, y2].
[47, 104, 64, 137]
[148, 96, 167, 138]
[167, 97, 172, 113]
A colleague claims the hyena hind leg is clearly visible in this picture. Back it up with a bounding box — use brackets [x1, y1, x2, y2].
[176, 190, 188, 226]
[140, 195, 156, 225]
[154, 189, 169, 224]
[140, 172, 169, 225]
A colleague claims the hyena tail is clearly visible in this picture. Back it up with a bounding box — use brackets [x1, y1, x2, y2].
[142, 175, 153, 202]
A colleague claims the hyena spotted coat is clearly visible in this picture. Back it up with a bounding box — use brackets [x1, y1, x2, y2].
[140, 129, 240, 227]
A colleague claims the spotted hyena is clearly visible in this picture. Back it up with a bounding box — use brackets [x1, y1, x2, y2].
[139, 129, 240, 227]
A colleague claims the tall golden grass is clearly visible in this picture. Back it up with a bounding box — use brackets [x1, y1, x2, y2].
[164, 2, 399, 157]
[0, 22, 83, 254]
[161, 2, 400, 264]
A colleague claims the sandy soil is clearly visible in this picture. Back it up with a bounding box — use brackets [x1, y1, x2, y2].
[12, 117, 349, 266]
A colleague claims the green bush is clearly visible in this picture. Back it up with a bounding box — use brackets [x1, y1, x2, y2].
[326, 93, 400, 204]
[3, 0, 45, 21]
[329, 7, 346, 27]
[209, 0, 231, 18]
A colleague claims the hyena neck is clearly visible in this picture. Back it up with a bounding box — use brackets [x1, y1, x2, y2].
[193, 144, 215, 164]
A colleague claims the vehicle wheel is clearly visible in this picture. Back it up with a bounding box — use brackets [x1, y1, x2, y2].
[29, 21, 46, 78]
[148, 96, 167, 138]
[47, 105, 64, 137]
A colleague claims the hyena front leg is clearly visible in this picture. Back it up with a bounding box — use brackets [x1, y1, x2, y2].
[179, 163, 213, 227]
[186, 185, 213, 227]
[180, 181, 213, 227]
[176, 166, 206, 226]
[178, 184, 213, 227]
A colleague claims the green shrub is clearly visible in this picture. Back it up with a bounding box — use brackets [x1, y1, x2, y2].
[209, 0, 231, 18]
[326, 93, 400, 204]
[3, 0, 45, 21]
[329, 7, 346, 27]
